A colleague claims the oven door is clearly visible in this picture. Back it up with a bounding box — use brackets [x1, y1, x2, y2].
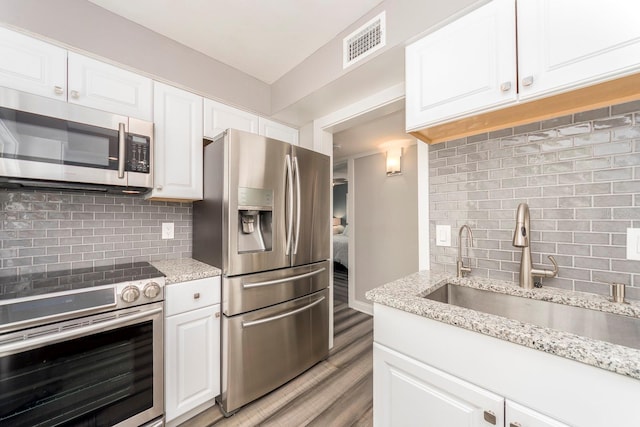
[0, 303, 163, 427]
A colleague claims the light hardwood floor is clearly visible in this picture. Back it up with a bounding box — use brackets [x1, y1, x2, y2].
[180, 294, 373, 427]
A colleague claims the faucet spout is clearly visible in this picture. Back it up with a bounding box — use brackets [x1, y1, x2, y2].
[512, 203, 558, 288]
[456, 225, 474, 278]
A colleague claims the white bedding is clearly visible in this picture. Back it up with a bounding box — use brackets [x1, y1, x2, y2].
[333, 234, 349, 269]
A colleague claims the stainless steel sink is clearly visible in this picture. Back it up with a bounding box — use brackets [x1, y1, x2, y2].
[425, 284, 640, 350]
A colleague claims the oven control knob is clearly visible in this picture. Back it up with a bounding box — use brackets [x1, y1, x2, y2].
[121, 285, 140, 303]
[143, 282, 161, 299]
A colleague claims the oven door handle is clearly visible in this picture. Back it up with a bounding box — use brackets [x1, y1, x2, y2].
[0, 307, 162, 357]
[242, 296, 325, 328]
[242, 267, 326, 289]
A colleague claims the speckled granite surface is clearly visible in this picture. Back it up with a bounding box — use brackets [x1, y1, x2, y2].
[366, 271, 640, 380]
[150, 258, 221, 284]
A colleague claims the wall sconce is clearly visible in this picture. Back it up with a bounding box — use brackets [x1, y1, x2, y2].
[332, 217, 341, 226]
[386, 147, 402, 176]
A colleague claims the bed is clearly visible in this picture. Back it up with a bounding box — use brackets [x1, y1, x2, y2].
[333, 228, 349, 269]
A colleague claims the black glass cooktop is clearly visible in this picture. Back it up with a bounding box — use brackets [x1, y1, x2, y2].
[0, 262, 164, 301]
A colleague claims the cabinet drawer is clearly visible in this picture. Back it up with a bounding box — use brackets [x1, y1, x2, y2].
[165, 276, 221, 316]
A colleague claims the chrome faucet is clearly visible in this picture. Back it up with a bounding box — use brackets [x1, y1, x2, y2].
[512, 203, 559, 289]
[457, 224, 474, 278]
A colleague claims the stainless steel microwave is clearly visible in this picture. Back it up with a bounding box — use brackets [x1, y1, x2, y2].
[0, 86, 153, 194]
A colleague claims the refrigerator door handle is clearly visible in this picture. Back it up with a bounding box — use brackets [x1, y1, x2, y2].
[293, 156, 301, 255]
[241, 296, 325, 328]
[241, 267, 326, 289]
[285, 154, 294, 255]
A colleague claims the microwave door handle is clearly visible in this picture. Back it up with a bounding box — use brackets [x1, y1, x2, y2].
[293, 156, 301, 255]
[285, 154, 294, 256]
[117, 122, 126, 179]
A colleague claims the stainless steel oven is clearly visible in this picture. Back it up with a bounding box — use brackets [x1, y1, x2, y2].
[0, 263, 165, 427]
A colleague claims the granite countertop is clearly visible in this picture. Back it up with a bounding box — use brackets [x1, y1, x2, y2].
[150, 258, 221, 284]
[366, 271, 640, 380]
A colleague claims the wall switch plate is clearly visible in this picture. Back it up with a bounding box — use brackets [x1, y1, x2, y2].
[436, 225, 451, 247]
[626, 228, 640, 260]
[162, 222, 174, 239]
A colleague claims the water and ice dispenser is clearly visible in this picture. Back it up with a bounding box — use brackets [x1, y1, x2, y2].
[237, 187, 273, 253]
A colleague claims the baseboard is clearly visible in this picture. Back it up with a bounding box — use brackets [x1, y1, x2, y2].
[350, 298, 373, 316]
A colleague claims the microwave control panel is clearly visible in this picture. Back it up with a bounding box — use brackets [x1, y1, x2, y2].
[126, 134, 150, 173]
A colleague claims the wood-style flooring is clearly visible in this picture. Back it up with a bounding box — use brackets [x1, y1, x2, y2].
[180, 280, 373, 427]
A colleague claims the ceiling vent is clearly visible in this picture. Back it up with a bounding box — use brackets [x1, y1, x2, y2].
[343, 11, 386, 69]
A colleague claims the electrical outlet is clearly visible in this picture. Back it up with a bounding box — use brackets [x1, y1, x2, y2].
[436, 225, 451, 247]
[626, 228, 640, 260]
[162, 222, 174, 239]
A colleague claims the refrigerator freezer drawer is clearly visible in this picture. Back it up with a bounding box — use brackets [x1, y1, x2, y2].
[219, 288, 329, 414]
[222, 260, 329, 316]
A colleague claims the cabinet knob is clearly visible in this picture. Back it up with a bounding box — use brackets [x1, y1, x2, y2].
[215, 312, 221, 318]
[510, 423, 522, 427]
[483, 410, 497, 425]
[54, 85, 64, 95]
[70, 90, 80, 99]
[521, 76, 534, 87]
[156, 185, 163, 190]
[500, 81, 512, 92]
[193, 292, 200, 299]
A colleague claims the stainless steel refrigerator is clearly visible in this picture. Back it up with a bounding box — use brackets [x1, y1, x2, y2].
[193, 128, 330, 415]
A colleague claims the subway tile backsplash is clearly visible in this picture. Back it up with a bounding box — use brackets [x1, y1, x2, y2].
[429, 101, 640, 300]
[0, 191, 191, 278]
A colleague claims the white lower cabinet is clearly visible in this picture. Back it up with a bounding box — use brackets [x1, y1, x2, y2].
[374, 343, 567, 427]
[374, 343, 504, 427]
[165, 277, 221, 425]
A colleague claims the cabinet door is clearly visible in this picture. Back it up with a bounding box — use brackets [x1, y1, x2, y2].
[258, 117, 299, 145]
[374, 343, 504, 427]
[149, 82, 203, 201]
[203, 98, 259, 138]
[165, 304, 220, 423]
[517, 0, 640, 100]
[405, 0, 516, 130]
[0, 27, 67, 100]
[506, 400, 570, 427]
[67, 52, 153, 120]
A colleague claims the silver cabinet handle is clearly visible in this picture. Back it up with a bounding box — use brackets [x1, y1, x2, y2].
[70, 89, 80, 99]
[242, 296, 325, 328]
[500, 81, 512, 92]
[242, 267, 326, 289]
[522, 76, 534, 87]
[285, 154, 294, 256]
[510, 423, 522, 427]
[54, 85, 64, 95]
[483, 410, 497, 425]
[292, 155, 301, 255]
[117, 122, 126, 179]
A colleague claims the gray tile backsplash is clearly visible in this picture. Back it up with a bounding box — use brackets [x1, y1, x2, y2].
[0, 191, 191, 278]
[429, 102, 640, 300]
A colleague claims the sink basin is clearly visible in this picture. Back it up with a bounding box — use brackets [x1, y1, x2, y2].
[425, 284, 640, 350]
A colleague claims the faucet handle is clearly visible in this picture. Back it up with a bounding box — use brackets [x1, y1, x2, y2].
[531, 255, 558, 279]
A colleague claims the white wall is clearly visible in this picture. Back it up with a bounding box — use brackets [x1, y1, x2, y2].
[353, 145, 419, 306]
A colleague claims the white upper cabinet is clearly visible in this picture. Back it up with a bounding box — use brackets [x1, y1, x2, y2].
[203, 98, 259, 139]
[149, 82, 203, 201]
[258, 117, 299, 145]
[517, 0, 640, 100]
[406, 0, 517, 130]
[67, 52, 153, 120]
[0, 27, 67, 100]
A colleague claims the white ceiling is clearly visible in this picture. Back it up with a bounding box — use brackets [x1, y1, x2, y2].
[88, 0, 384, 84]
